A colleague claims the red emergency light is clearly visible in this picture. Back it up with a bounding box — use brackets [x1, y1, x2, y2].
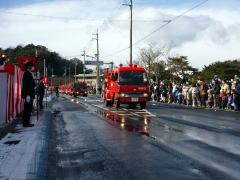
[43, 75, 48, 85]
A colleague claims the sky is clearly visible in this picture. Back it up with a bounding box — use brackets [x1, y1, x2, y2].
[0, 0, 240, 69]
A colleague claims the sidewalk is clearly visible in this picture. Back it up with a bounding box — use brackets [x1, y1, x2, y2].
[0, 116, 21, 141]
[0, 98, 53, 180]
[150, 101, 240, 114]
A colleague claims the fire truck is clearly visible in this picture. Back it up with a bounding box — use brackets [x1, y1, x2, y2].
[59, 82, 88, 97]
[72, 82, 88, 97]
[103, 64, 150, 109]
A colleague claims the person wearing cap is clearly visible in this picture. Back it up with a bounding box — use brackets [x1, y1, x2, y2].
[21, 60, 35, 127]
[0, 54, 8, 65]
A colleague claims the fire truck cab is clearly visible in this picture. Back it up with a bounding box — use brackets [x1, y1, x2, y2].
[72, 82, 88, 97]
[103, 64, 150, 109]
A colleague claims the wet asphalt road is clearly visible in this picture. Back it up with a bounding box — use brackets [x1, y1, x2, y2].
[47, 95, 240, 180]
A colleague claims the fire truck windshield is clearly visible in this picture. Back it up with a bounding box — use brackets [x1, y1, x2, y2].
[73, 83, 87, 89]
[119, 70, 148, 85]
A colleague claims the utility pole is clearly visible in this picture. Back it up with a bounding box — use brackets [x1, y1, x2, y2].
[93, 30, 100, 95]
[51, 67, 53, 86]
[74, 61, 77, 82]
[35, 48, 39, 121]
[45, 66, 48, 108]
[35, 48, 38, 58]
[82, 50, 86, 82]
[69, 63, 70, 83]
[65, 64, 67, 85]
[123, 0, 133, 65]
[44, 59, 46, 76]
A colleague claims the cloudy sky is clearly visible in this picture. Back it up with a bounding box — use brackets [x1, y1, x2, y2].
[0, 0, 239, 69]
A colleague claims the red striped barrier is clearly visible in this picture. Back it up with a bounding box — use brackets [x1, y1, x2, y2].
[0, 65, 24, 125]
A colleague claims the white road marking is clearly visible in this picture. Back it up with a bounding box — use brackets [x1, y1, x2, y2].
[64, 95, 157, 117]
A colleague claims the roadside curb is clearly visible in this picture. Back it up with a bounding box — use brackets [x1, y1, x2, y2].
[150, 101, 240, 114]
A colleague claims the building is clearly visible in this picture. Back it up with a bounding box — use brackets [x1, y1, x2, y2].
[75, 69, 103, 88]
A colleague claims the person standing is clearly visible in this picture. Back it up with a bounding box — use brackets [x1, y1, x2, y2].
[234, 79, 240, 111]
[182, 82, 191, 106]
[198, 79, 208, 108]
[21, 61, 35, 127]
[37, 77, 45, 110]
[212, 75, 221, 108]
[189, 83, 200, 107]
[55, 86, 59, 97]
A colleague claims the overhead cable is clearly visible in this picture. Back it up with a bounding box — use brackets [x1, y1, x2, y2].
[102, 0, 209, 58]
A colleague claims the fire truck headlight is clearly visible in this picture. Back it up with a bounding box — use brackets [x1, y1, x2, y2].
[120, 93, 125, 97]
[143, 93, 148, 97]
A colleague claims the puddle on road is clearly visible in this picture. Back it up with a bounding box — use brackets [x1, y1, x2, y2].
[66, 96, 184, 138]
[97, 108, 151, 137]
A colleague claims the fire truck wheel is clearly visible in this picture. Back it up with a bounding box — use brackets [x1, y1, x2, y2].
[115, 99, 120, 108]
[109, 100, 113, 107]
[129, 103, 137, 109]
[105, 100, 110, 107]
[140, 102, 146, 109]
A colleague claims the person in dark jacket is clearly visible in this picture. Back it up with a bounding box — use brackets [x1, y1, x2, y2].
[212, 75, 221, 108]
[55, 86, 59, 97]
[21, 61, 35, 127]
[234, 79, 240, 111]
[37, 77, 45, 109]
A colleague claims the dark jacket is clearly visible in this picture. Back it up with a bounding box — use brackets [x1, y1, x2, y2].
[37, 82, 45, 96]
[212, 80, 221, 95]
[235, 82, 240, 95]
[21, 70, 35, 99]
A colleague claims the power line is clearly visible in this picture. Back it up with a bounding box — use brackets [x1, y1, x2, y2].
[0, 10, 156, 22]
[0, 11, 106, 22]
[0, 10, 204, 23]
[102, 0, 209, 58]
[133, 0, 209, 46]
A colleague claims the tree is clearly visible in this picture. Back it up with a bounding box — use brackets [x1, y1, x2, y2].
[200, 60, 240, 81]
[137, 44, 172, 81]
[166, 56, 198, 81]
[151, 61, 171, 82]
[3, 44, 84, 77]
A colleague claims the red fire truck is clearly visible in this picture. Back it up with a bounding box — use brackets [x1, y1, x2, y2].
[72, 82, 88, 97]
[59, 82, 88, 97]
[103, 64, 150, 109]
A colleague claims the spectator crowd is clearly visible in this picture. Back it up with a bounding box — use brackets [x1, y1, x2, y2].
[151, 75, 240, 111]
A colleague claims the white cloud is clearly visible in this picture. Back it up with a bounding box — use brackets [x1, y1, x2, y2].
[0, 0, 239, 69]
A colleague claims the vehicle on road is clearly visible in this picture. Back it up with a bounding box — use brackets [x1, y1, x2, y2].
[103, 64, 150, 109]
[59, 82, 88, 97]
[72, 82, 88, 97]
